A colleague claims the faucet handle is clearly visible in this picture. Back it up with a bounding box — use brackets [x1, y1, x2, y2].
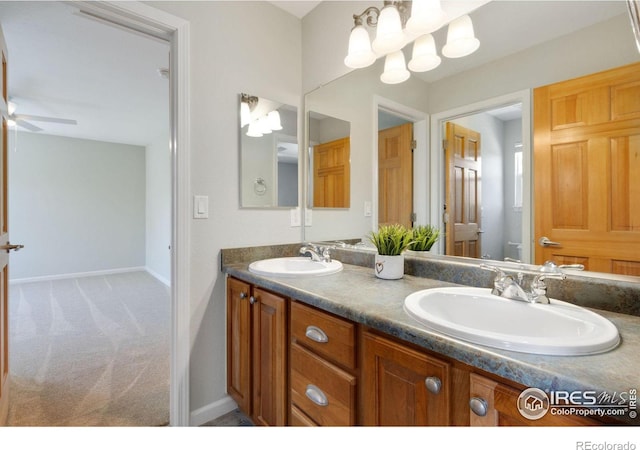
[479, 264, 508, 295]
[540, 260, 584, 273]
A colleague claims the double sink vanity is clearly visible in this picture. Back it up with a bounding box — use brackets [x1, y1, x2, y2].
[222, 242, 640, 427]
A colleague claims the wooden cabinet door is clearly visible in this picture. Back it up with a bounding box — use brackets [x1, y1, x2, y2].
[361, 331, 450, 426]
[226, 277, 252, 415]
[251, 287, 287, 426]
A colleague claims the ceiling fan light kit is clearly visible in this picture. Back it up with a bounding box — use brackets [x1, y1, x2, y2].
[344, 0, 480, 84]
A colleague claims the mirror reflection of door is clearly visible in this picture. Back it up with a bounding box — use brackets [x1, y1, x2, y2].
[443, 103, 524, 261]
[312, 137, 350, 208]
[533, 62, 640, 275]
[378, 121, 413, 228]
[445, 122, 482, 258]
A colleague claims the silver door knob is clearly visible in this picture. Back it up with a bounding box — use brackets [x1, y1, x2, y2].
[0, 243, 24, 253]
[469, 397, 488, 416]
[538, 236, 561, 247]
[425, 377, 442, 395]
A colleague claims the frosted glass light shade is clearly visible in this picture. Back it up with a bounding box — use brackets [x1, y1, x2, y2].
[408, 34, 441, 72]
[246, 121, 263, 137]
[380, 51, 410, 84]
[372, 5, 405, 55]
[7, 101, 16, 116]
[268, 110, 283, 131]
[406, 0, 446, 37]
[240, 101, 251, 127]
[442, 15, 480, 58]
[344, 25, 376, 68]
[258, 116, 272, 134]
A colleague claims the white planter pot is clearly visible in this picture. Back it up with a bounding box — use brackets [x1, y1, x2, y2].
[374, 254, 405, 280]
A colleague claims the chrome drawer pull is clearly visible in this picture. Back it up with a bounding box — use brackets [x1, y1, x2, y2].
[425, 376, 442, 395]
[305, 325, 329, 343]
[305, 384, 328, 407]
[469, 397, 488, 417]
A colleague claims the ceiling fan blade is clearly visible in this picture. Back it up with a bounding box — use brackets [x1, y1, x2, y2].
[15, 119, 43, 132]
[13, 114, 77, 125]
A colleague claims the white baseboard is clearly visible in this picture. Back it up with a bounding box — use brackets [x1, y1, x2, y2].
[190, 395, 238, 427]
[9, 266, 146, 284]
[145, 267, 171, 287]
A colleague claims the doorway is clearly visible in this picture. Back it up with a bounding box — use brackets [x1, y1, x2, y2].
[0, 1, 190, 426]
[374, 97, 428, 230]
[430, 90, 531, 263]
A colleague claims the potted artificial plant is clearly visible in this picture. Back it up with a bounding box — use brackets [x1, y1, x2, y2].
[368, 224, 414, 280]
[407, 225, 441, 253]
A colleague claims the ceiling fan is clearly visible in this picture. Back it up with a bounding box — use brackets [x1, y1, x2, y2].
[7, 100, 77, 132]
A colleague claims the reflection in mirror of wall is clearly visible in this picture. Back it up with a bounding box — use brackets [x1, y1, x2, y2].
[239, 93, 298, 208]
[302, 0, 639, 279]
[307, 112, 351, 208]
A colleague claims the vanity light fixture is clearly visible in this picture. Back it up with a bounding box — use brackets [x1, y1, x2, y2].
[344, 0, 480, 84]
[240, 93, 283, 137]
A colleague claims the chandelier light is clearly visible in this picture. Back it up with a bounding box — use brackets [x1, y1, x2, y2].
[344, 0, 480, 84]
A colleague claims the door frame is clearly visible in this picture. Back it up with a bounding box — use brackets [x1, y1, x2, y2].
[73, 1, 191, 426]
[372, 95, 428, 230]
[429, 90, 532, 261]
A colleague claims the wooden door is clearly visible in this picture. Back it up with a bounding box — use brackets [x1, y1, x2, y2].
[534, 62, 640, 274]
[251, 287, 287, 426]
[445, 122, 482, 257]
[226, 277, 252, 415]
[313, 137, 350, 208]
[361, 331, 450, 426]
[378, 123, 413, 228]
[0, 25, 9, 426]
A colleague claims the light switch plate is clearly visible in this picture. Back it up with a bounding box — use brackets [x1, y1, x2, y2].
[364, 201, 372, 217]
[290, 207, 301, 227]
[194, 195, 209, 219]
[304, 209, 312, 226]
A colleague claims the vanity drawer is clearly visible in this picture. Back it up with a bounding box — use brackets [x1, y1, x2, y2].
[290, 301, 356, 370]
[290, 405, 318, 426]
[290, 342, 357, 426]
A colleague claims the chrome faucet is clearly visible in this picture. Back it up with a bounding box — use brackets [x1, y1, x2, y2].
[480, 261, 577, 304]
[299, 243, 331, 262]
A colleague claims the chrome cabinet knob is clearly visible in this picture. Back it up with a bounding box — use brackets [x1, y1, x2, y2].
[239, 292, 247, 299]
[425, 377, 442, 395]
[249, 296, 257, 305]
[469, 397, 488, 416]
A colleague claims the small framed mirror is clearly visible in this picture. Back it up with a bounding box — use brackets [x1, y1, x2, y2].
[239, 93, 298, 208]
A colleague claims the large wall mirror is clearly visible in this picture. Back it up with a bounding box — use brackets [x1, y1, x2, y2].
[239, 93, 298, 208]
[302, 0, 640, 280]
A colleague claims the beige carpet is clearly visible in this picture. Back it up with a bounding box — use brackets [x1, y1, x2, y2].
[7, 271, 170, 426]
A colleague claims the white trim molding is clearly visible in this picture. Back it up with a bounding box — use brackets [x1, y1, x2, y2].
[9, 266, 146, 284]
[189, 395, 238, 427]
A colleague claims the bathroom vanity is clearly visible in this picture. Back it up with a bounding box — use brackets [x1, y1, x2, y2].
[222, 244, 640, 427]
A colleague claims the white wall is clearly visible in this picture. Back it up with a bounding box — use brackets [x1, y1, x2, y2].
[149, 0, 302, 419]
[146, 132, 171, 285]
[503, 119, 523, 260]
[8, 132, 146, 280]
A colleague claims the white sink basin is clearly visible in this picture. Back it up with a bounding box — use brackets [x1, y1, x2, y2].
[248, 257, 343, 277]
[404, 287, 619, 356]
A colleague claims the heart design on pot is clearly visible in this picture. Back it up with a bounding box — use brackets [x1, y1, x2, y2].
[375, 261, 384, 274]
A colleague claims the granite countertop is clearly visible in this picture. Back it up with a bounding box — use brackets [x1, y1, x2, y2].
[223, 260, 640, 425]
